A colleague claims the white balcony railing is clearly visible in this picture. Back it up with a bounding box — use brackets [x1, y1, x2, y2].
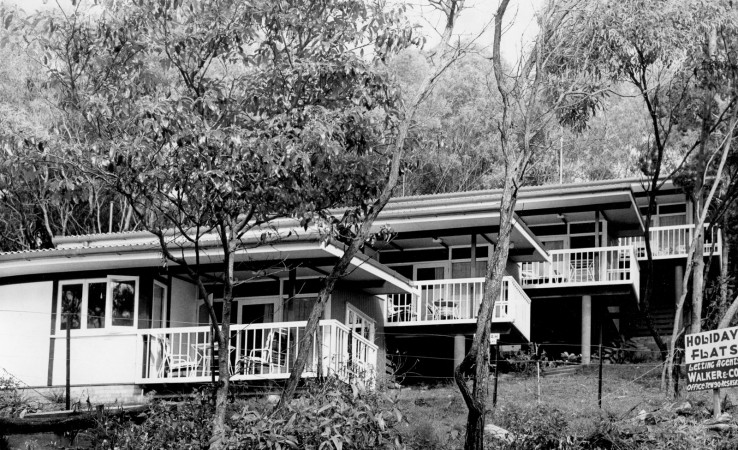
[385, 277, 532, 341]
[136, 320, 377, 385]
[519, 246, 640, 298]
[619, 224, 722, 260]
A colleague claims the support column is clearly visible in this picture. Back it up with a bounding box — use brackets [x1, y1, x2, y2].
[581, 295, 592, 364]
[454, 334, 465, 372]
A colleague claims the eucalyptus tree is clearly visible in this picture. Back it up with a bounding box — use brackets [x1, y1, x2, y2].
[278, 0, 467, 407]
[454, 1, 605, 448]
[2, 0, 418, 447]
[571, 1, 738, 369]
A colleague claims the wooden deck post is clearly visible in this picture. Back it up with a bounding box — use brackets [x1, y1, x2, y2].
[65, 313, 71, 411]
[454, 334, 465, 375]
[471, 234, 477, 317]
[581, 295, 592, 364]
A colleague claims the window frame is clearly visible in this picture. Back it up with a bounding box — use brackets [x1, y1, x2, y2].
[56, 276, 140, 334]
[106, 275, 140, 329]
[152, 279, 168, 329]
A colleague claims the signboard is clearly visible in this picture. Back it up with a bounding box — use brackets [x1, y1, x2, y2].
[489, 333, 500, 345]
[685, 326, 738, 392]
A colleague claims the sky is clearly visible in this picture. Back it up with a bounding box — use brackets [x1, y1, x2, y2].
[404, 0, 539, 58]
[4, 0, 540, 59]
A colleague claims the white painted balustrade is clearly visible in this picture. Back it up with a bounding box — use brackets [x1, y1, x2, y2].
[619, 224, 722, 259]
[386, 277, 532, 340]
[136, 320, 377, 385]
[519, 246, 639, 295]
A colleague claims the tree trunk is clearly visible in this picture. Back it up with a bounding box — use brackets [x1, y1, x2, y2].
[277, 243, 358, 407]
[641, 233, 668, 359]
[663, 107, 738, 391]
[691, 198, 705, 334]
[689, 24, 717, 336]
[209, 249, 234, 450]
[720, 212, 731, 313]
[454, 170, 518, 450]
[276, 0, 462, 410]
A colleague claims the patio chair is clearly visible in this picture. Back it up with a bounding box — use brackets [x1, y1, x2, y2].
[161, 336, 201, 378]
[242, 330, 276, 375]
[387, 298, 415, 322]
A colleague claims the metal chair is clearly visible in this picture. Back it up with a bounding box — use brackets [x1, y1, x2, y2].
[161, 336, 201, 378]
[242, 330, 276, 374]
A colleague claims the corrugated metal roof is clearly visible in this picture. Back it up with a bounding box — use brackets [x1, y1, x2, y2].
[1, 178, 664, 262]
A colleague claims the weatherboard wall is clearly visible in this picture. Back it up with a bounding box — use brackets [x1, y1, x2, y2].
[0, 281, 52, 387]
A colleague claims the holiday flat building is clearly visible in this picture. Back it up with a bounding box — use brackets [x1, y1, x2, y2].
[0, 178, 719, 401]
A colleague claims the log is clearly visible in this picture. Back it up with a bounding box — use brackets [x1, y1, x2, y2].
[0, 405, 149, 435]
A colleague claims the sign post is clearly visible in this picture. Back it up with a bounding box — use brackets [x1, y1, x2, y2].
[685, 326, 738, 418]
[490, 333, 500, 406]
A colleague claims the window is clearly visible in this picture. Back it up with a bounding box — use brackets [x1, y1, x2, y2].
[57, 276, 139, 332]
[284, 296, 318, 322]
[59, 283, 83, 330]
[346, 304, 375, 341]
[111, 279, 136, 326]
[87, 282, 107, 329]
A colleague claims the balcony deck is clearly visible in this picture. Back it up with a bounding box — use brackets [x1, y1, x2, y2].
[385, 276, 531, 341]
[619, 224, 722, 260]
[136, 320, 376, 385]
[519, 246, 640, 301]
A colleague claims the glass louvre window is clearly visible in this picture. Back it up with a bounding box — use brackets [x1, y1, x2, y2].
[86, 282, 107, 329]
[60, 284, 83, 330]
[346, 305, 375, 341]
[111, 280, 136, 326]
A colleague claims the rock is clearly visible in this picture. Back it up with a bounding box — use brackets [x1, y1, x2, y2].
[704, 413, 732, 426]
[675, 402, 693, 416]
[706, 423, 737, 432]
[265, 394, 280, 404]
[636, 410, 656, 425]
[484, 423, 514, 443]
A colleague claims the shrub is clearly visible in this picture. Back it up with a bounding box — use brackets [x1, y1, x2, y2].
[226, 378, 405, 449]
[0, 375, 28, 418]
[492, 404, 577, 450]
[90, 396, 211, 449]
[90, 378, 406, 449]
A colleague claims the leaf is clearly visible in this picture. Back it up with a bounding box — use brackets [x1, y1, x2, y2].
[331, 436, 343, 450]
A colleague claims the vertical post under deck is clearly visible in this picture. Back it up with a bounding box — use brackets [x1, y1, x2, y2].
[66, 313, 71, 411]
[581, 295, 592, 364]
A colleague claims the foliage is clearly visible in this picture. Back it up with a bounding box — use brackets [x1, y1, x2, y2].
[388, 48, 506, 195]
[91, 397, 211, 449]
[492, 404, 579, 450]
[227, 379, 405, 449]
[91, 379, 406, 450]
[0, 375, 27, 418]
[0, 43, 125, 251]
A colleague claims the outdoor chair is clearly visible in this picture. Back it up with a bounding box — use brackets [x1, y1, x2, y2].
[161, 336, 201, 378]
[241, 330, 277, 375]
[387, 298, 415, 322]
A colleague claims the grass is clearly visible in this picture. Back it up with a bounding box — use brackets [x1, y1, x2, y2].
[392, 365, 738, 449]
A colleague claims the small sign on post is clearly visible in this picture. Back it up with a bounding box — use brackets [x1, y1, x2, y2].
[685, 326, 738, 392]
[685, 326, 738, 418]
[489, 333, 500, 345]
